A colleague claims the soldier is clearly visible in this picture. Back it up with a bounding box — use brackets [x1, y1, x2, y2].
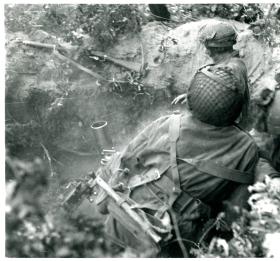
[172, 21, 250, 129]
[94, 65, 259, 257]
[267, 94, 280, 173]
[222, 75, 280, 234]
[251, 75, 280, 191]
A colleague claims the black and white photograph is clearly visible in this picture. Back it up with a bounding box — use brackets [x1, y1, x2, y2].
[4, 2, 280, 258]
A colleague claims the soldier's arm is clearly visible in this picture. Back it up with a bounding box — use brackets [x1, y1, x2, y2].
[255, 157, 280, 182]
[255, 157, 280, 196]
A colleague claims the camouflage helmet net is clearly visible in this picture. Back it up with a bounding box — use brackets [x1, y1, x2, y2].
[187, 65, 243, 126]
[199, 21, 237, 48]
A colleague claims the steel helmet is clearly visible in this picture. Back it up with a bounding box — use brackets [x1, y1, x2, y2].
[267, 88, 280, 135]
[199, 21, 237, 48]
[187, 65, 244, 126]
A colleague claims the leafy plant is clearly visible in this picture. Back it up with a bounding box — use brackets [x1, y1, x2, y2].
[40, 4, 144, 50]
[192, 176, 280, 258]
[168, 4, 264, 23]
[6, 156, 118, 257]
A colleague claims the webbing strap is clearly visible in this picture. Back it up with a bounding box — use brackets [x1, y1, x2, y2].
[127, 167, 164, 190]
[168, 114, 182, 206]
[172, 190, 200, 214]
[180, 158, 254, 184]
[200, 67, 229, 87]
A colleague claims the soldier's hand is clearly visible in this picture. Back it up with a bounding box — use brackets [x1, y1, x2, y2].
[171, 94, 187, 105]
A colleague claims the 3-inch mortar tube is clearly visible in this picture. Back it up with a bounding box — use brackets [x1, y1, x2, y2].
[91, 121, 113, 151]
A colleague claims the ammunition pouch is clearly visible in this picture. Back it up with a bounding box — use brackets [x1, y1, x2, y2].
[173, 191, 211, 221]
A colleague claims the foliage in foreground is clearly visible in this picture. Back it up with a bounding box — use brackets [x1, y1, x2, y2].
[192, 176, 280, 258]
[6, 156, 117, 258]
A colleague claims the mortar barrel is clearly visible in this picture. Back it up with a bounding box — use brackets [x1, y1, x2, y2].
[91, 121, 113, 151]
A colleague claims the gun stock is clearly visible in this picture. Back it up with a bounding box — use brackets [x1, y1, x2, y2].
[95, 175, 162, 243]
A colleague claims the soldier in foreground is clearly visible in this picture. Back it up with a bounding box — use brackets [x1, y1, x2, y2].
[94, 64, 259, 257]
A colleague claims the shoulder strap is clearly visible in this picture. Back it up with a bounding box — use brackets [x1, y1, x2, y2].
[168, 113, 182, 206]
[180, 158, 254, 184]
[200, 67, 229, 87]
[198, 63, 215, 71]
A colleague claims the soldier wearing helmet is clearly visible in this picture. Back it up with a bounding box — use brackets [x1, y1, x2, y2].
[95, 65, 259, 257]
[199, 21, 280, 192]
[172, 21, 250, 129]
[199, 21, 237, 56]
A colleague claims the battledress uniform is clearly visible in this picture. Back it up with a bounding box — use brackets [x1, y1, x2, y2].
[95, 66, 259, 256]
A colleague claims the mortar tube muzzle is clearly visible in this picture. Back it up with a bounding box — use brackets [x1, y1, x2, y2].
[91, 121, 114, 152]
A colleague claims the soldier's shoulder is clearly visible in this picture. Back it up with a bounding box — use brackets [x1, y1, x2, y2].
[223, 54, 246, 70]
[222, 57, 248, 79]
[234, 125, 259, 150]
[229, 56, 246, 67]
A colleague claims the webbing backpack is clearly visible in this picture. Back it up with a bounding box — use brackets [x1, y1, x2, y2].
[95, 114, 211, 254]
[95, 113, 254, 254]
